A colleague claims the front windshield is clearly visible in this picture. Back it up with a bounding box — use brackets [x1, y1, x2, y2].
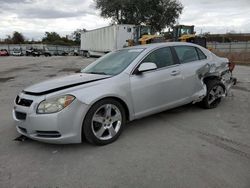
[82, 48, 144, 75]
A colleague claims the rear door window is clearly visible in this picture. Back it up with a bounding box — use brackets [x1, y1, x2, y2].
[196, 47, 207, 60]
[174, 46, 199, 63]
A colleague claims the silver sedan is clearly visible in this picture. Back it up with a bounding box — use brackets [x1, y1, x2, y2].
[13, 42, 236, 145]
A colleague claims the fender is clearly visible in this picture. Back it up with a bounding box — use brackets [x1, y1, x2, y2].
[71, 81, 135, 121]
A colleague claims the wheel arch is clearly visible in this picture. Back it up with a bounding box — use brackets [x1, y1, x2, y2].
[203, 75, 220, 83]
[203, 75, 225, 90]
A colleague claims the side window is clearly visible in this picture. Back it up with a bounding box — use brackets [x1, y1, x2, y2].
[142, 47, 174, 68]
[174, 46, 199, 63]
[196, 48, 207, 60]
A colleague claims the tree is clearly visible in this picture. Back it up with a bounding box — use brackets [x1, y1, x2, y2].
[72, 28, 87, 45]
[42, 32, 79, 46]
[12, 31, 25, 43]
[95, 0, 183, 32]
[42, 32, 61, 43]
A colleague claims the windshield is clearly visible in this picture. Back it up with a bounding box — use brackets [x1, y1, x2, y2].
[82, 48, 144, 75]
[180, 28, 192, 35]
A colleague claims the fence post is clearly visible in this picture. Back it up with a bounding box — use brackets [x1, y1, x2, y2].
[7, 44, 10, 53]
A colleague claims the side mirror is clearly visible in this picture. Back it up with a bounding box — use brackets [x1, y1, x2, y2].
[137, 62, 157, 74]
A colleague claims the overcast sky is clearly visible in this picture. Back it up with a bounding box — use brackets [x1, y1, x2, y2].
[0, 0, 249, 40]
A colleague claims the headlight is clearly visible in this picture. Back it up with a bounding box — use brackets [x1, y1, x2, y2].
[37, 95, 75, 114]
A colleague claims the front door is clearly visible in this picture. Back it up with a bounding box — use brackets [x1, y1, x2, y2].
[130, 47, 184, 118]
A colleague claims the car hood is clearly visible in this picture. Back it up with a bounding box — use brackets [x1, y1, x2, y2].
[23, 73, 110, 96]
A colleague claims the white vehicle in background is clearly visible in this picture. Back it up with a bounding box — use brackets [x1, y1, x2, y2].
[80, 24, 150, 57]
[12, 49, 23, 56]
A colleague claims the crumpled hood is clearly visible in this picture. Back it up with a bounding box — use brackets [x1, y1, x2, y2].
[23, 73, 110, 95]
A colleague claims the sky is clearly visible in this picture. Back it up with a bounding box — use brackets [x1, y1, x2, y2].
[0, 0, 249, 40]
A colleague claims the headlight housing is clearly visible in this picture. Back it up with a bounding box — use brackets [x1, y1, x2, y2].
[37, 95, 75, 114]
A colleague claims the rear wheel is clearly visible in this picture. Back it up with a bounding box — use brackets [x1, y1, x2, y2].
[201, 79, 225, 109]
[83, 99, 125, 145]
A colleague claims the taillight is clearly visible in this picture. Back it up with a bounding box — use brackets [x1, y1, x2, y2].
[228, 62, 235, 72]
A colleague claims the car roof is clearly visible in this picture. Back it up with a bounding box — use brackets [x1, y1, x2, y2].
[126, 42, 203, 50]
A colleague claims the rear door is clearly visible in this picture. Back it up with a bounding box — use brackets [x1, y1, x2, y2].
[173, 45, 209, 98]
[130, 47, 184, 118]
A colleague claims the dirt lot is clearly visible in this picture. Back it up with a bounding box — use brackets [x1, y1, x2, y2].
[0, 56, 250, 188]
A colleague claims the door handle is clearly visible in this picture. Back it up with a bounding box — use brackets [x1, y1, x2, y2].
[170, 70, 180, 76]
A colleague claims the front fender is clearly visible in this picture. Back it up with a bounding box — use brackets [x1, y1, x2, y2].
[71, 81, 135, 121]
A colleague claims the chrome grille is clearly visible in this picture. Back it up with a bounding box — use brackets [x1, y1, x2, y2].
[15, 96, 33, 107]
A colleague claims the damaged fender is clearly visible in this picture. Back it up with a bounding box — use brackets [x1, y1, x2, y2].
[195, 61, 236, 103]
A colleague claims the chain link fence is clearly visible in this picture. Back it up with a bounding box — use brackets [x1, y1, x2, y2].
[207, 42, 250, 64]
[1, 42, 249, 64]
[0, 44, 80, 55]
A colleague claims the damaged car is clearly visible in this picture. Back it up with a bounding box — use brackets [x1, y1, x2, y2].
[13, 42, 236, 145]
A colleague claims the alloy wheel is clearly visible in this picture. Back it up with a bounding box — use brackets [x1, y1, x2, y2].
[208, 85, 224, 105]
[91, 104, 122, 140]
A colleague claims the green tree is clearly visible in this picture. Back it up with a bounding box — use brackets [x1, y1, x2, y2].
[42, 32, 79, 46]
[12, 31, 25, 43]
[95, 0, 183, 32]
[42, 32, 61, 43]
[72, 29, 87, 45]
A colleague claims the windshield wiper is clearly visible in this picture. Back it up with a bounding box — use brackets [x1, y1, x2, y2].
[86, 71, 108, 75]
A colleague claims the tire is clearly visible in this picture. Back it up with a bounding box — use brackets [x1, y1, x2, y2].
[86, 52, 90, 58]
[200, 79, 225, 109]
[83, 99, 126, 145]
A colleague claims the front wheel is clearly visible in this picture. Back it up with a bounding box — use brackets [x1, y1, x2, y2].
[201, 79, 225, 109]
[83, 99, 126, 145]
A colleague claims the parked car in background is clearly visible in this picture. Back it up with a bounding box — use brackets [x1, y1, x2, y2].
[41, 50, 52, 57]
[69, 50, 79, 56]
[0, 49, 9, 56]
[26, 48, 40, 57]
[25, 48, 52, 57]
[53, 51, 68, 56]
[12, 49, 23, 56]
[61, 51, 68, 56]
[53, 52, 59, 56]
[13, 42, 236, 145]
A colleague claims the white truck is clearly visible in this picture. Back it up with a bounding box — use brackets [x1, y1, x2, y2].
[81, 24, 150, 57]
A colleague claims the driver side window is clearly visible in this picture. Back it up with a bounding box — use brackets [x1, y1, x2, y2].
[142, 47, 174, 68]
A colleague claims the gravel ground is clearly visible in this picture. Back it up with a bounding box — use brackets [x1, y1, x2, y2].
[0, 56, 249, 188]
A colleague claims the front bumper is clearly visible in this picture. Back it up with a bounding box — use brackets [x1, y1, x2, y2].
[13, 94, 89, 144]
